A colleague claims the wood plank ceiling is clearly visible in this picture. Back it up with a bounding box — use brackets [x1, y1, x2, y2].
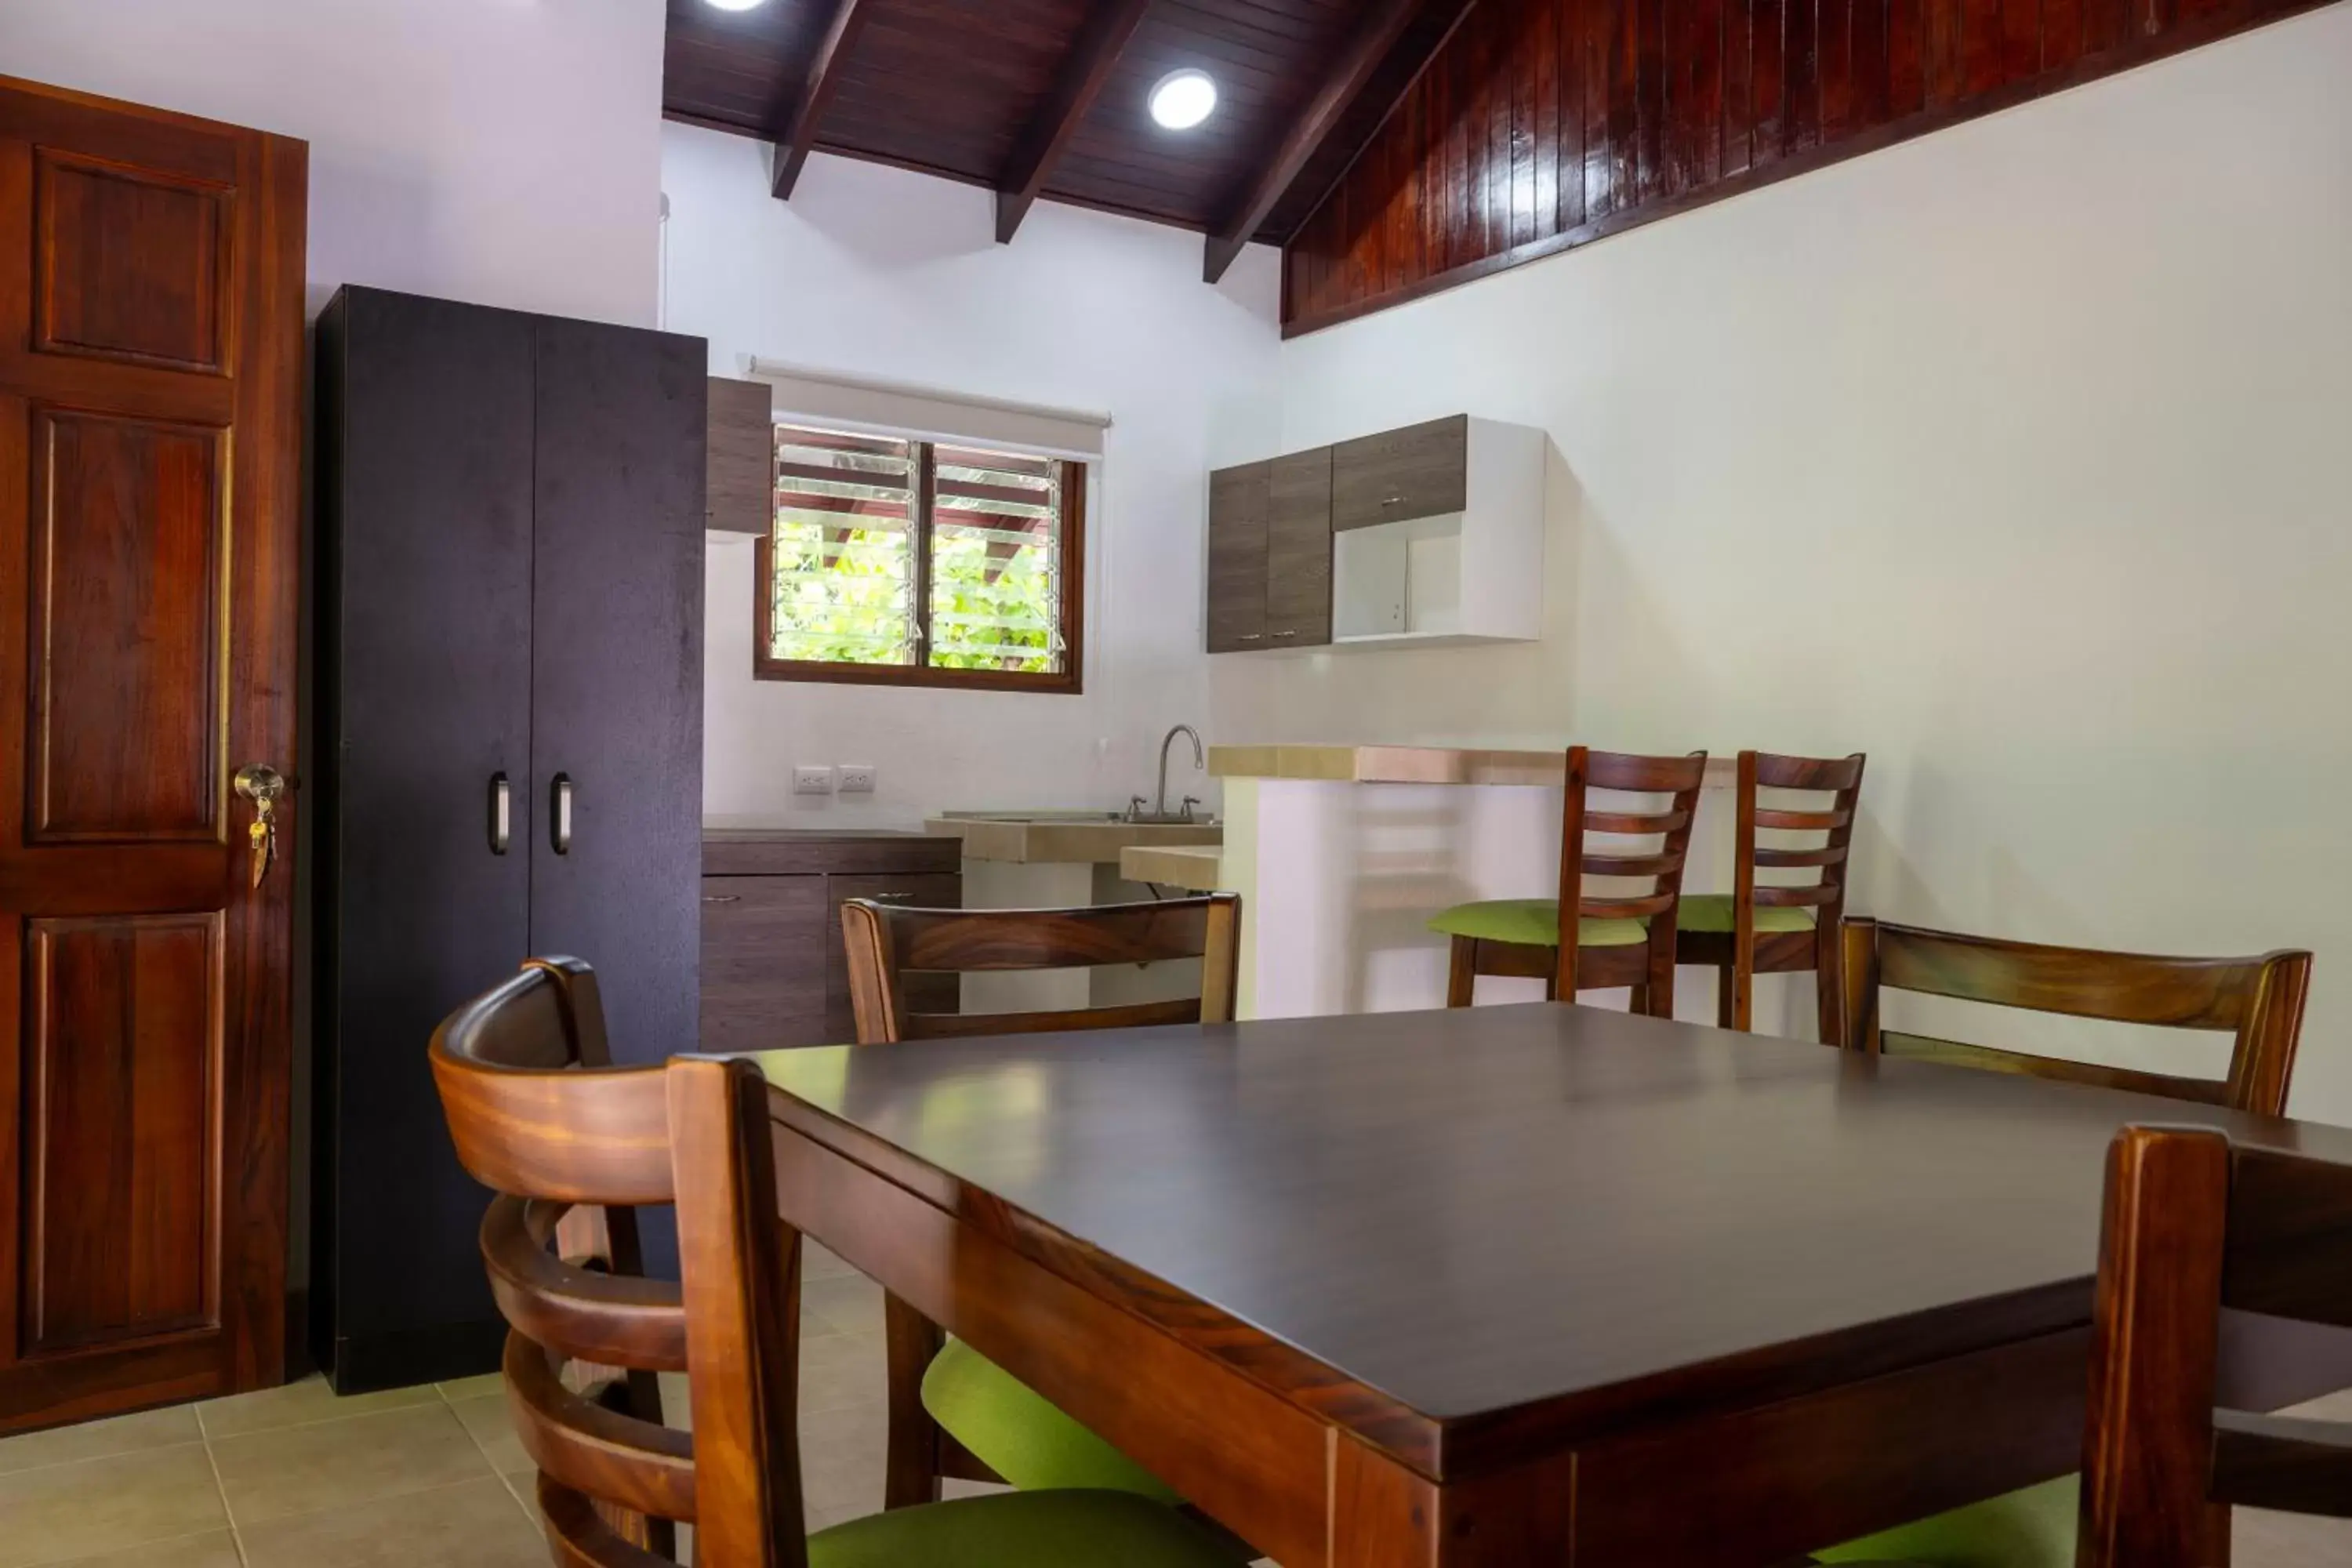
[663, 0, 1473, 278]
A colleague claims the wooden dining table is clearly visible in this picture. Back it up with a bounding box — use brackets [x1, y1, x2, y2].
[749, 1001, 2352, 1566]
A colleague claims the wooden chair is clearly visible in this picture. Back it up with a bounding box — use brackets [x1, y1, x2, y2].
[1674, 750, 1865, 1039]
[1813, 922, 2314, 1567]
[839, 895, 1242, 1518]
[1428, 747, 1708, 1017]
[2078, 1123, 2352, 1566]
[429, 959, 1232, 1567]
[1839, 917, 2312, 1116]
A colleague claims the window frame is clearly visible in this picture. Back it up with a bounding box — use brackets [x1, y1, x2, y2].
[751, 436, 1087, 695]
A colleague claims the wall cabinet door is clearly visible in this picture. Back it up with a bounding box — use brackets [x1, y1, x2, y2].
[1266, 448, 1334, 647]
[527, 319, 706, 1072]
[1330, 416, 1467, 533]
[700, 877, 830, 1050]
[1206, 461, 1270, 651]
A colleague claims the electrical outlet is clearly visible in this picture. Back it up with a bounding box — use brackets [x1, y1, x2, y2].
[793, 765, 834, 797]
[837, 764, 877, 794]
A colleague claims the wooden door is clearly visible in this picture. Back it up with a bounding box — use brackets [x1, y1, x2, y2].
[527, 318, 706, 1070]
[0, 77, 304, 1430]
[1206, 461, 1269, 652]
[315, 289, 535, 1392]
[1266, 447, 1334, 647]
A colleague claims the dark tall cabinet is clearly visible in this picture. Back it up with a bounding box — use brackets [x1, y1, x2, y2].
[314, 287, 706, 1391]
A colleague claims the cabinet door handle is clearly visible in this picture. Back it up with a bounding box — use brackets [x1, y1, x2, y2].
[550, 774, 572, 855]
[702, 893, 742, 905]
[862, 891, 916, 903]
[488, 773, 510, 855]
[1238, 633, 1264, 642]
[1381, 492, 1406, 506]
[1273, 629, 1298, 637]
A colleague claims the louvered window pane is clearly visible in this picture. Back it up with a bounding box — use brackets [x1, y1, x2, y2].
[928, 445, 1063, 674]
[768, 426, 916, 666]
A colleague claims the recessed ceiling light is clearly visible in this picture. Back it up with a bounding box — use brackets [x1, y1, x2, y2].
[704, 0, 768, 10]
[1149, 68, 1217, 131]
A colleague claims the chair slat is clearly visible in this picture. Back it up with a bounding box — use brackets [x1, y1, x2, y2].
[505, 1333, 696, 1524]
[482, 1197, 688, 1371]
[1752, 753, 1867, 791]
[539, 1476, 681, 1568]
[1754, 844, 1848, 869]
[1878, 926, 2267, 1030]
[1879, 1032, 2231, 1104]
[1583, 851, 1683, 877]
[1752, 806, 1852, 830]
[1585, 808, 1691, 835]
[893, 900, 1218, 972]
[904, 999, 1205, 1040]
[2212, 1411, 2352, 1518]
[1585, 752, 1710, 793]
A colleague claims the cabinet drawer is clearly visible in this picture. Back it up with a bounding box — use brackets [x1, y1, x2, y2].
[826, 873, 964, 1039]
[699, 876, 829, 1050]
[1331, 416, 1468, 532]
[1206, 461, 1269, 652]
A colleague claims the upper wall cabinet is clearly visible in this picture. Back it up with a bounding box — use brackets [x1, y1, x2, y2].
[1207, 415, 1544, 653]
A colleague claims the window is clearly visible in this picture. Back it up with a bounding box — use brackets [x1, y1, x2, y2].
[754, 423, 1085, 693]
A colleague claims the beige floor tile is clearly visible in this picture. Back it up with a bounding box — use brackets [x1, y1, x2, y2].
[801, 1272, 883, 1336]
[800, 1329, 886, 1414]
[2239, 1508, 2352, 1563]
[804, 1240, 855, 1279]
[198, 1372, 437, 1439]
[0, 1444, 226, 1568]
[35, 1530, 242, 1568]
[212, 1401, 493, 1526]
[0, 1406, 200, 1477]
[238, 1476, 546, 1568]
[448, 1392, 532, 1475]
[437, 1373, 506, 1402]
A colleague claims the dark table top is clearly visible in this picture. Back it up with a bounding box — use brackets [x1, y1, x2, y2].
[753, 1002, 2352, 1442]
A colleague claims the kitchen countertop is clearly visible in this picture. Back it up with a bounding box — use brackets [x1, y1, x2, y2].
[1118, 844, 1226, 891]
[1208, 744, 1737, 787]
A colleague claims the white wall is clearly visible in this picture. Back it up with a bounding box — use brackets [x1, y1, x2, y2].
[663, 123, 1281, 829]
[0, 0, 666, 325]
[1225, 6, 2352, 1118]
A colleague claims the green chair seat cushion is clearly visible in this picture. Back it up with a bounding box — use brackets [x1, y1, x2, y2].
[1675, 894, 1819, 935]
[811, 1486, 1231, 1568]
[1426, 898, 1648, 949]
[922, 1338, 1179, 1504]
[1813, 1475, 2076, 1568]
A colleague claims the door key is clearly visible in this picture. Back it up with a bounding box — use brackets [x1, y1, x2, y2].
[235, 764, 287, 889]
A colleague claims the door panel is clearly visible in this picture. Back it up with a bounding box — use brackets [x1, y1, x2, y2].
[318, 289, 535, 1383]
[0, 76, 305, 1431]
[1266, 448, 1334, 648]
[24, 913, 220, 1353]
[27, 408, 223, 841]
[1206, 461, 1269, 652]
[33, 150, 230, 372]
[528, 319, 705, 1069]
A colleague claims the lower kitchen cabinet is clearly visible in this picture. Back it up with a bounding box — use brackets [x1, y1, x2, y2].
[701, 830, 963, 1047]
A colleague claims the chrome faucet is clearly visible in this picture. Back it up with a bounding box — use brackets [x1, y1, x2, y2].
[1127, 724, 1205, 823]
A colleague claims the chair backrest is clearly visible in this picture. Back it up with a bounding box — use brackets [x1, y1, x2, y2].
[2078, 1123, 2352, 1566]
[1838, 918, 2312, 1116]
[1555, 747, 1709, 995]
[840, 892, 1243, 1043]
[1730, 750, 1866, 934]
[430, 962, 810, 1566]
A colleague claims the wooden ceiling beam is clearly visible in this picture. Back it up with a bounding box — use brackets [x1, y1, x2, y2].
[770, 0, 881, 200]
[1201, 0, 1432, 285]
[995, 0, 1156, 243]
